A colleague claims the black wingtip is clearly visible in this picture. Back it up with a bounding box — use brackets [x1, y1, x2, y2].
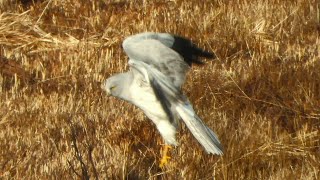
[171, 35, 215, 66]
[195, 48, 216, 59]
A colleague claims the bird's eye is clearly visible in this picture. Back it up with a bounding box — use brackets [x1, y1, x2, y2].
[110, 86, 116, 91]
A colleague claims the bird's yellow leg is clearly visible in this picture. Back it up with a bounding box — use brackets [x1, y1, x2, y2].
[159, 144, 172, 168]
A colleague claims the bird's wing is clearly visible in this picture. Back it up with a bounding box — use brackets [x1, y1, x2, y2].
[175, 103, 223, 155]
[129, 60, 223, 155]
[122, 32, 215, 89]
[123, 32, 215, 66]
[123, 38, 188, 89]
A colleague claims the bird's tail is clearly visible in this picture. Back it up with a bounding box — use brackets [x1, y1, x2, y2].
[176, 103, 223, 155]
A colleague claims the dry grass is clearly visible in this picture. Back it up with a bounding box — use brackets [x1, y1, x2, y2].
[0, 0, 319, 179]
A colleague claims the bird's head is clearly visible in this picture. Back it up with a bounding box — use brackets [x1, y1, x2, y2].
[102, 77, 120, 97]
[101, 72, 131, 98]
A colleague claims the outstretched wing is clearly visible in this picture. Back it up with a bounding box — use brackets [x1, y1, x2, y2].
[124, 38, 188, 90]
[122, 32, 215, 89]
[123, 32, 215, 66]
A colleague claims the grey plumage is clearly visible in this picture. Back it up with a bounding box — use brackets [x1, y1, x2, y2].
[103, 32, 223, 155]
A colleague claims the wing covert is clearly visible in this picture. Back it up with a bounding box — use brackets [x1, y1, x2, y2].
[124, 38, 189, 89]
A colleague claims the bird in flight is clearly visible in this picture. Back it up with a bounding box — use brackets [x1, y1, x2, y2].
[102, 32, 223, 167]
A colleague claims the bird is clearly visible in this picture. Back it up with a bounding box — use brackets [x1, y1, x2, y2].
[102, 32, 223, 167]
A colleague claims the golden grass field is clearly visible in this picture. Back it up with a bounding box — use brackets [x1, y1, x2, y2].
[0, 0, 319, 179]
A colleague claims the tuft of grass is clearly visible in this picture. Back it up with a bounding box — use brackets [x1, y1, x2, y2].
[0, 0, 319, 179]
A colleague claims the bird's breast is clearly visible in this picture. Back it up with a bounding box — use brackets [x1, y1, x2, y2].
[129, 82, 168, 122]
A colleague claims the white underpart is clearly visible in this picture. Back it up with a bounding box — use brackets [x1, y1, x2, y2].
[130, 84, 177, 145]
[156, 120, 177, 145]
[128, 63, 177, 145]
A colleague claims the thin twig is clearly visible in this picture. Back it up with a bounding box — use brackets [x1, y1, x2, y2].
[35, 0, 53, 25]
[69, 121, 90, 180]
[88, 144, 99, 180]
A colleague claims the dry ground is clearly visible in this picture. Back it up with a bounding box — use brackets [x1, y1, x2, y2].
[0, 0, 319, 179]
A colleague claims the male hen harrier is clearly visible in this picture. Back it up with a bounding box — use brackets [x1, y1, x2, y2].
[102, 32, 223, 167]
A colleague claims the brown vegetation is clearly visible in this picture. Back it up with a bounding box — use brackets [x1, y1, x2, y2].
[0, 0, 319, 179]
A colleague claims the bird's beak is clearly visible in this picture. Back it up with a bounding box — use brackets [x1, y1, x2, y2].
[105, 90, 111, 96]
[101, 82, 111, 96]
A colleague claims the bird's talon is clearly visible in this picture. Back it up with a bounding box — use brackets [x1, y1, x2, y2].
[159, 145, 172, 168]
[159, 155, 170, 168]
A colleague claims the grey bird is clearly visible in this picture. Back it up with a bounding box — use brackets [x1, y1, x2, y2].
[102, 32, 223, 165]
